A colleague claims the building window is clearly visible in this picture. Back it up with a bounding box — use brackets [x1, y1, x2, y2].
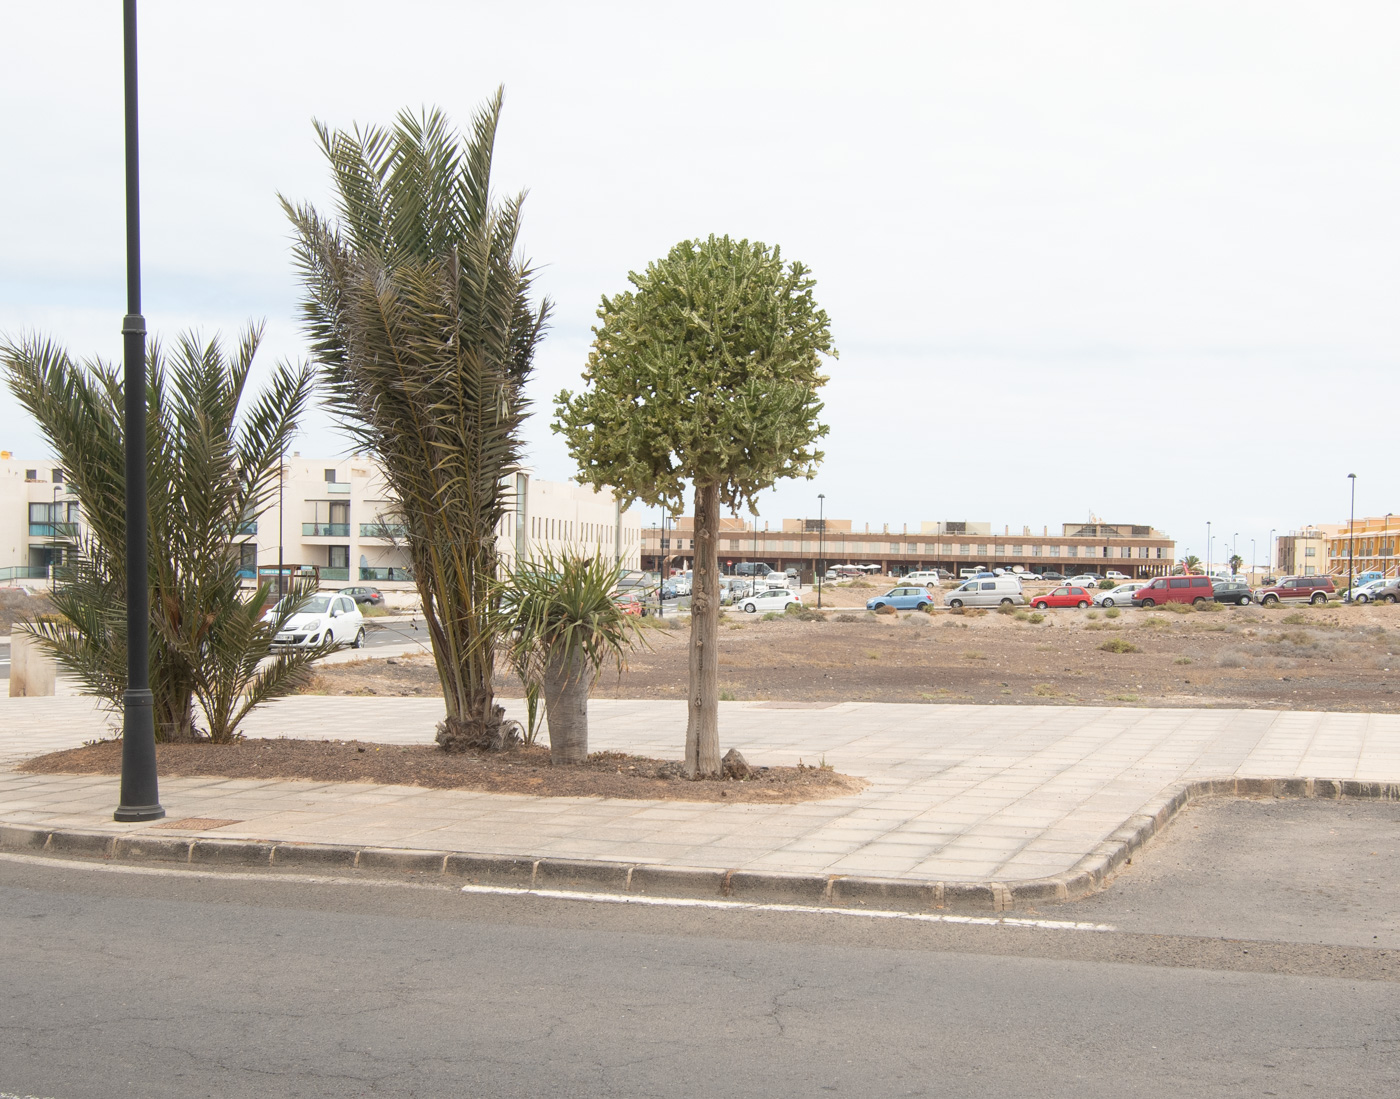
[1010, 545, 1021, 556]
[25, 469, 37, 481]
[329, 545, 349, 569]
[977, 544, 987, 555]
[52, 469, 64, 484]
[959, 544, 970, 556]
[324, 469, 338, 483]
[1305, 547, 1316, 557]
[890, 543, 900, 553]
[1067, 546, 1078, 557]
[1050, 546, 1060, 557]
[1156, 548, 1163, 558]
[1032, 545, 1042, 556]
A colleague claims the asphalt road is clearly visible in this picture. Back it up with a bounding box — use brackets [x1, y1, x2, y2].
[4, 797, 1399, 1098]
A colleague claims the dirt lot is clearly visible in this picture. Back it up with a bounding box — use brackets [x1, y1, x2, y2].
[311, 583, 1400, 712]
[0, 587, 51, 633]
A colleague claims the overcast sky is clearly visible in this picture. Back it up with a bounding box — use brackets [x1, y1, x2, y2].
[3, 2, 1397, 566]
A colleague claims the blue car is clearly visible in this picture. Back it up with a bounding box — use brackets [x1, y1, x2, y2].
[866, 585, 933, 611]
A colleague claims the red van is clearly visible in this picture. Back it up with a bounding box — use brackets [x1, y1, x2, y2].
[1131, 574, 1214, 607]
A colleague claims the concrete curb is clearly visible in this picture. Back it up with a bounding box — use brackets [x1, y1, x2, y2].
[4, 776, 1397, 912]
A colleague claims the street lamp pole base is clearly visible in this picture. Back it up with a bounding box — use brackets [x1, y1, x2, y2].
[114, 686, 164, 822]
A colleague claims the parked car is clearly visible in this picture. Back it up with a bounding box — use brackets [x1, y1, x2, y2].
[785, 567, 800, 578]
[1094, 582, 1145, 607]
[1067, 573, 1103, 587]
[1029, 585, 1095, 610]
[1132, 575, 1215, 607]
[945, 577, 1025, 609]
[904, 570, 944, 586]
[1343, 578, 1389, 603]
[266, 592, 365, 650]
[1373, 578, 1400, 604]
[737, 587, 803, 614]
[338, 585, 385, 607]
[867, 585, 935, 611]
[613, 591, 649, 616]
[1105, 570, 1129, 581]
[1212, 579, 1254, 605]
[734, 562, 775, 576]
[1254, 576, 1336, 605]
[1037, 571, 1066, 581]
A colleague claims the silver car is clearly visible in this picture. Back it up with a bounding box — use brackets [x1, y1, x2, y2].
[1094, 582, 1145, 608]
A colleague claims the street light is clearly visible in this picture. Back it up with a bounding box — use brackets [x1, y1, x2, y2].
[1206, 521, 1211, 575]
[1250, 538, 1256, 582]
[1347, 473, 1357, 600]
[1387, 513, 1394, 579]
[1268, 528, 1276, 576]
[817, 493, 825, 609]
[1232, 532, 1238, 575]
[115, 0, 163, 822]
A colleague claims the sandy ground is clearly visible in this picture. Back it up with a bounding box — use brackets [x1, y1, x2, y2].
[305, 580, 1400, 712]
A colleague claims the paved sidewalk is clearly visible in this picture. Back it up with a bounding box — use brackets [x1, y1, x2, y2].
[3, 695, 1399, 890]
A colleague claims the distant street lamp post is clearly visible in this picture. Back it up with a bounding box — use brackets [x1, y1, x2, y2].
[1206, 521, 1212, 575]
[1387, 513, 1394, 578]
[1250, 539, 1256, 581]
[1347, 473, 1357, 600]
[1269, 528, 1276, 576]
[817, 493, 825, 609]
[115, 0, 163, 822]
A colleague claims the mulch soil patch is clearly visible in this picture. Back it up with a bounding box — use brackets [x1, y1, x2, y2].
[20, 739, 865, 804]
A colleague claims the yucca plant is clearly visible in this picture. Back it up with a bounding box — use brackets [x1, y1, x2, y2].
[2, 325, 318, 742]
[283, 92, 549, 753]
[497, 553, 643, 764]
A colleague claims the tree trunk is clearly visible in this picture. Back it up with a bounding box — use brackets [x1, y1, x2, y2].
[684, 482, 722, 778]
[543, 646, 590, 764]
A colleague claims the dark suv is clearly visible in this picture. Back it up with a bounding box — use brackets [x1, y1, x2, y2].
[1255, 576, 1335, 605]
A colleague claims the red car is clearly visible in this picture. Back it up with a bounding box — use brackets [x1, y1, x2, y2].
[613, 592, 648, 617]
[1030, 585, 1094, 610]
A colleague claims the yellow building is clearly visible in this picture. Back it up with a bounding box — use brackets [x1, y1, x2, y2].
[1325, 516, 1400, 579]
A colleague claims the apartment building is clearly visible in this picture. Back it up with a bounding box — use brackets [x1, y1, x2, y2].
[0, 455, 642, 591]
[1275, 528, 1336, 578]
[642, 516, 1175, 578]
[1324, 516, 1400, 579]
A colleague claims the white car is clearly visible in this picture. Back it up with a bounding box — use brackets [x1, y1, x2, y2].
[1344, 578, 1389, 603]
[1094, 582, 1145, 607]
[266, 592, 365, 650]
[1106, 570, 1129, 581]
[737, 588, 803, 614]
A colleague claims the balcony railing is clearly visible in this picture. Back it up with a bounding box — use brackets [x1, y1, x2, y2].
[302, 523, 349, 537]
[326, 482, 351, 494]
[360, 566, 413, 581]
[28, 523, 78, 539]
[0, 565, 50, 582]
[321, 567, 349, 581]
[359, 522, 408, 539]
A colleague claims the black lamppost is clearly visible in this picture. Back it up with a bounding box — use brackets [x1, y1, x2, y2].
[816, 493, 825, 609]
[115, 0, 163, 822]
[1347, 473, 1357, 600]
[1269, 527, 1276, 576]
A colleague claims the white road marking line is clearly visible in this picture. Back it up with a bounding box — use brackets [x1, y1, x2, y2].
[458, 884, 1117, 931]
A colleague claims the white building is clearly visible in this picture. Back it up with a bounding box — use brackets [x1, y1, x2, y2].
[0, 454, 642, 591]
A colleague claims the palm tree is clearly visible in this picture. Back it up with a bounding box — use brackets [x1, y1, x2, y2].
[1182, 555, 1202, 574]
[1228, 554, 1244, 575]
[283, 94, 548, 753]
[497, 553, 643, 764]
[3, 325, 318, 741]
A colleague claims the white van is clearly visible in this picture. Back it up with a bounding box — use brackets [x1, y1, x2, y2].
[945, 576, 1025, 608]
[904, 570, 944, 585]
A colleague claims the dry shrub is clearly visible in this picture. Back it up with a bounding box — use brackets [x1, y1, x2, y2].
[873, 603, 897, 616]
[1099, 637, 1139, 653]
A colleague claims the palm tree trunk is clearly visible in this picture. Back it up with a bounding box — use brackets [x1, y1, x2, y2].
[543, 646, 589, 764]
[684, 482, 722, 778]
